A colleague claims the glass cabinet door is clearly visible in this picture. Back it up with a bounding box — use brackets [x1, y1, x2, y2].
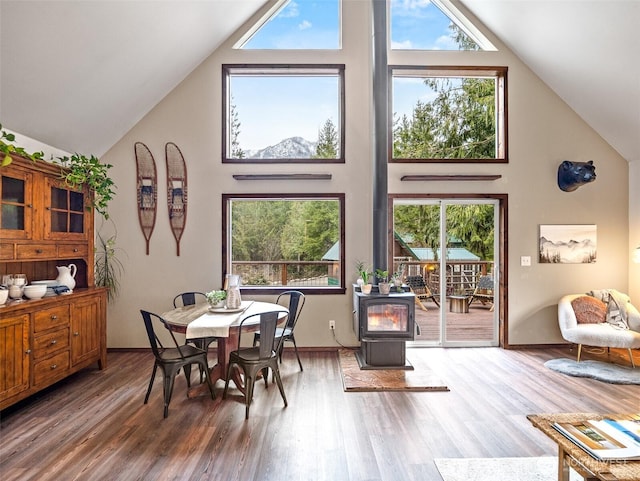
[44, 178, 88, 240]
[0, 170, 33, 240]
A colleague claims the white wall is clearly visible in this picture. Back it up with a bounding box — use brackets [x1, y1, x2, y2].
[630, 161, 640, 303]
[100, 0, 631, 348]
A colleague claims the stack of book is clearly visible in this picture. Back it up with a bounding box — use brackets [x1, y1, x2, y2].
[553, 414, 640, 461]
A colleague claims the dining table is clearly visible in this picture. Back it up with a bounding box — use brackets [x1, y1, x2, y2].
[162, 300, 288, 397]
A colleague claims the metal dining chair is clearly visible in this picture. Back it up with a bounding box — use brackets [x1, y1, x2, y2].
[172, 291, 207, 309]
[140, 310, 215, 418]
[223, 310, 289, 419]
[173, 291, 215, 381]
[253, 290, 306, 371]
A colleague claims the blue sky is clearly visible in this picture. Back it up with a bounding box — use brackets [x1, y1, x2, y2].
[234, 0, 461, 152]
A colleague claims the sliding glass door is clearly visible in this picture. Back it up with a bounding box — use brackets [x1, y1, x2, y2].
[392, 197, 500, 347]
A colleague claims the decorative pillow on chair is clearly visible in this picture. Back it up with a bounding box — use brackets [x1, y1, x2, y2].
[571, 296, 607, 324]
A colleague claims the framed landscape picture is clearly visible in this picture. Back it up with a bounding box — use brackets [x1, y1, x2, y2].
[539, 224, 597, 264]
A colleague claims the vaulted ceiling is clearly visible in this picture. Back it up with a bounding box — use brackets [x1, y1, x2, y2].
[1, 1, 638, 162]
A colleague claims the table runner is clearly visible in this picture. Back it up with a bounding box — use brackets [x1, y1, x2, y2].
[184, 300, 254, 339]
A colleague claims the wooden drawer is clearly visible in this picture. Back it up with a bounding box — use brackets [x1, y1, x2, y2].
[34, 305, 70, 332]
[33, 327, 70, 360]
[33, 351, 70, 386]
[0, 243, 15, 260]
[16, 243, 57, 259]
[57, 243, 88, 258]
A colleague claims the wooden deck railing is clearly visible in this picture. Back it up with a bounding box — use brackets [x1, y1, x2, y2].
[230, 260, 339, 287]
[394, 260, 494, 295]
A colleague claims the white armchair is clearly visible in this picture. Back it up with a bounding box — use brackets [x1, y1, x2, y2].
[558, 292, 640, 367]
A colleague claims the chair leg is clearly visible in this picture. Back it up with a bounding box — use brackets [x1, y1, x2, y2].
[576, 344, 582, 363]
[290, 335, 303, 371]
[199, 358, 216, 400]
[162, 366, 179, 419]
[244, 374, 256, 419]
[628, 349, 636, 368]
[222, 362, 233, 399]
[183, 364, 192, 387]
[271, 361, 288, 409]
[144, 363, 158, 404]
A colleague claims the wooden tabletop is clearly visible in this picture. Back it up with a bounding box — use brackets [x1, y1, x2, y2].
[528, 413, 640, 481]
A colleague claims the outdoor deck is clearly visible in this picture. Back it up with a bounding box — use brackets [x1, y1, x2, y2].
[413, 298, 495, 343]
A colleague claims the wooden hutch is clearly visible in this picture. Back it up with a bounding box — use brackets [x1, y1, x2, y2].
[1, 154, 107, 410]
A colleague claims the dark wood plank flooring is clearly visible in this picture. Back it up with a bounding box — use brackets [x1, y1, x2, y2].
[1, 347, 638, 481]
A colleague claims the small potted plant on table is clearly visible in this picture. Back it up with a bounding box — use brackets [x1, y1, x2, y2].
[206, 290, 227, 308]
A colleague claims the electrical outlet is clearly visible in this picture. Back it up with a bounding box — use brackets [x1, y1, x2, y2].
[329, 320, 335, 330]
[520, 255, 532, 267]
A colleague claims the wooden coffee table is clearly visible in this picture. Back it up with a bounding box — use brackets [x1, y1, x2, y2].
[528, 413, 640, 481]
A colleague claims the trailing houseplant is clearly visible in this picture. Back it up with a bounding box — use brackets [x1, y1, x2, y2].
[0, 124, 44, 166]
[55, 153, 116, 219]
[55, 153, 121, 299]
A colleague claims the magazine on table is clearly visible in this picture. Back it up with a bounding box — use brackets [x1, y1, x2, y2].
[552, 414, 640, 461]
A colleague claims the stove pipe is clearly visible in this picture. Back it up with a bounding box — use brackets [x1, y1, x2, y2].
[372, 0, 388, 279]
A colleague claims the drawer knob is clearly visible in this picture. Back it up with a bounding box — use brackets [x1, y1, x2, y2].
[50, 315, 57, 320]
[36, 249, 43, 254]
[50, 339, 57, 345]
[73, 332, 79, 336]
[25, 349, 31, 354]
[50, 364, 58, 370]
[73, 248, 78, 252]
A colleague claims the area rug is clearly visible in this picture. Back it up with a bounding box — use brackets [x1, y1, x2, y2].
[435, 456, 581, 481]
[544, 358, 640, 385]
[338, 349, 449, 392]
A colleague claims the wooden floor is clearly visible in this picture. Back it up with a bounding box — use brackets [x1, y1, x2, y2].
[1, 347, 638, 481]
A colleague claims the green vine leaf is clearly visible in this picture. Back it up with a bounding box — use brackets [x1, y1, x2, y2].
[55, 153, 116, 219]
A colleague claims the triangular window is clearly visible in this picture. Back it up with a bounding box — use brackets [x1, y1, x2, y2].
[390, 0, 495, 51]
[236, 0, 341, 50]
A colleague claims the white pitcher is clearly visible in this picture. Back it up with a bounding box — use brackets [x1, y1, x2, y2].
[56, 263, 77, 291]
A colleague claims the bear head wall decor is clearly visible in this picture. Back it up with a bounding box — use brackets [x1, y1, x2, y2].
[557, 160, 596, 192]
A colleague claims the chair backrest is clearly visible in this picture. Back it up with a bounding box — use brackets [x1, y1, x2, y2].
[239, 310, 289, 359]
[276, 290, 305, 330]
[405, 275, 430, 295]
[173, 291, 206, 308]
[140, 309, 186, 360]
[476, 275, 494, 292]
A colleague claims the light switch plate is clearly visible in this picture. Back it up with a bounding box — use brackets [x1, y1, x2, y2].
[521, 256, 532, 266]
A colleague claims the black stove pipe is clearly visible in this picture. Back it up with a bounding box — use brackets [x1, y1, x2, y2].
[372, 0, 388, 280]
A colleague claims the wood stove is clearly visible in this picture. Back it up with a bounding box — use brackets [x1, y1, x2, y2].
[352, 285, 415, 369]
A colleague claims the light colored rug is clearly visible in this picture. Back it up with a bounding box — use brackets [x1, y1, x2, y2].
[435, 456, 581, 481]
[544, 358, 640, 384]
[338, 349, 449, 392]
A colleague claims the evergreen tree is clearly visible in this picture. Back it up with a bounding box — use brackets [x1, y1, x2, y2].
[393, 24, 494, 160]
[314, 119, 339, 159]
[230, 96, 245, 159]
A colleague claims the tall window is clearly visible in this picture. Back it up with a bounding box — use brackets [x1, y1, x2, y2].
[223, 194, 345, 294]
[391, 66, 508, 163]
[223, 65, 345, 163]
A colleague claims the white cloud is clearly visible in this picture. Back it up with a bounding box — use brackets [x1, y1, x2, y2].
[391, 39, 413, 49]
[279, 1, 300, 18]
[298, 19, 312, 30]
